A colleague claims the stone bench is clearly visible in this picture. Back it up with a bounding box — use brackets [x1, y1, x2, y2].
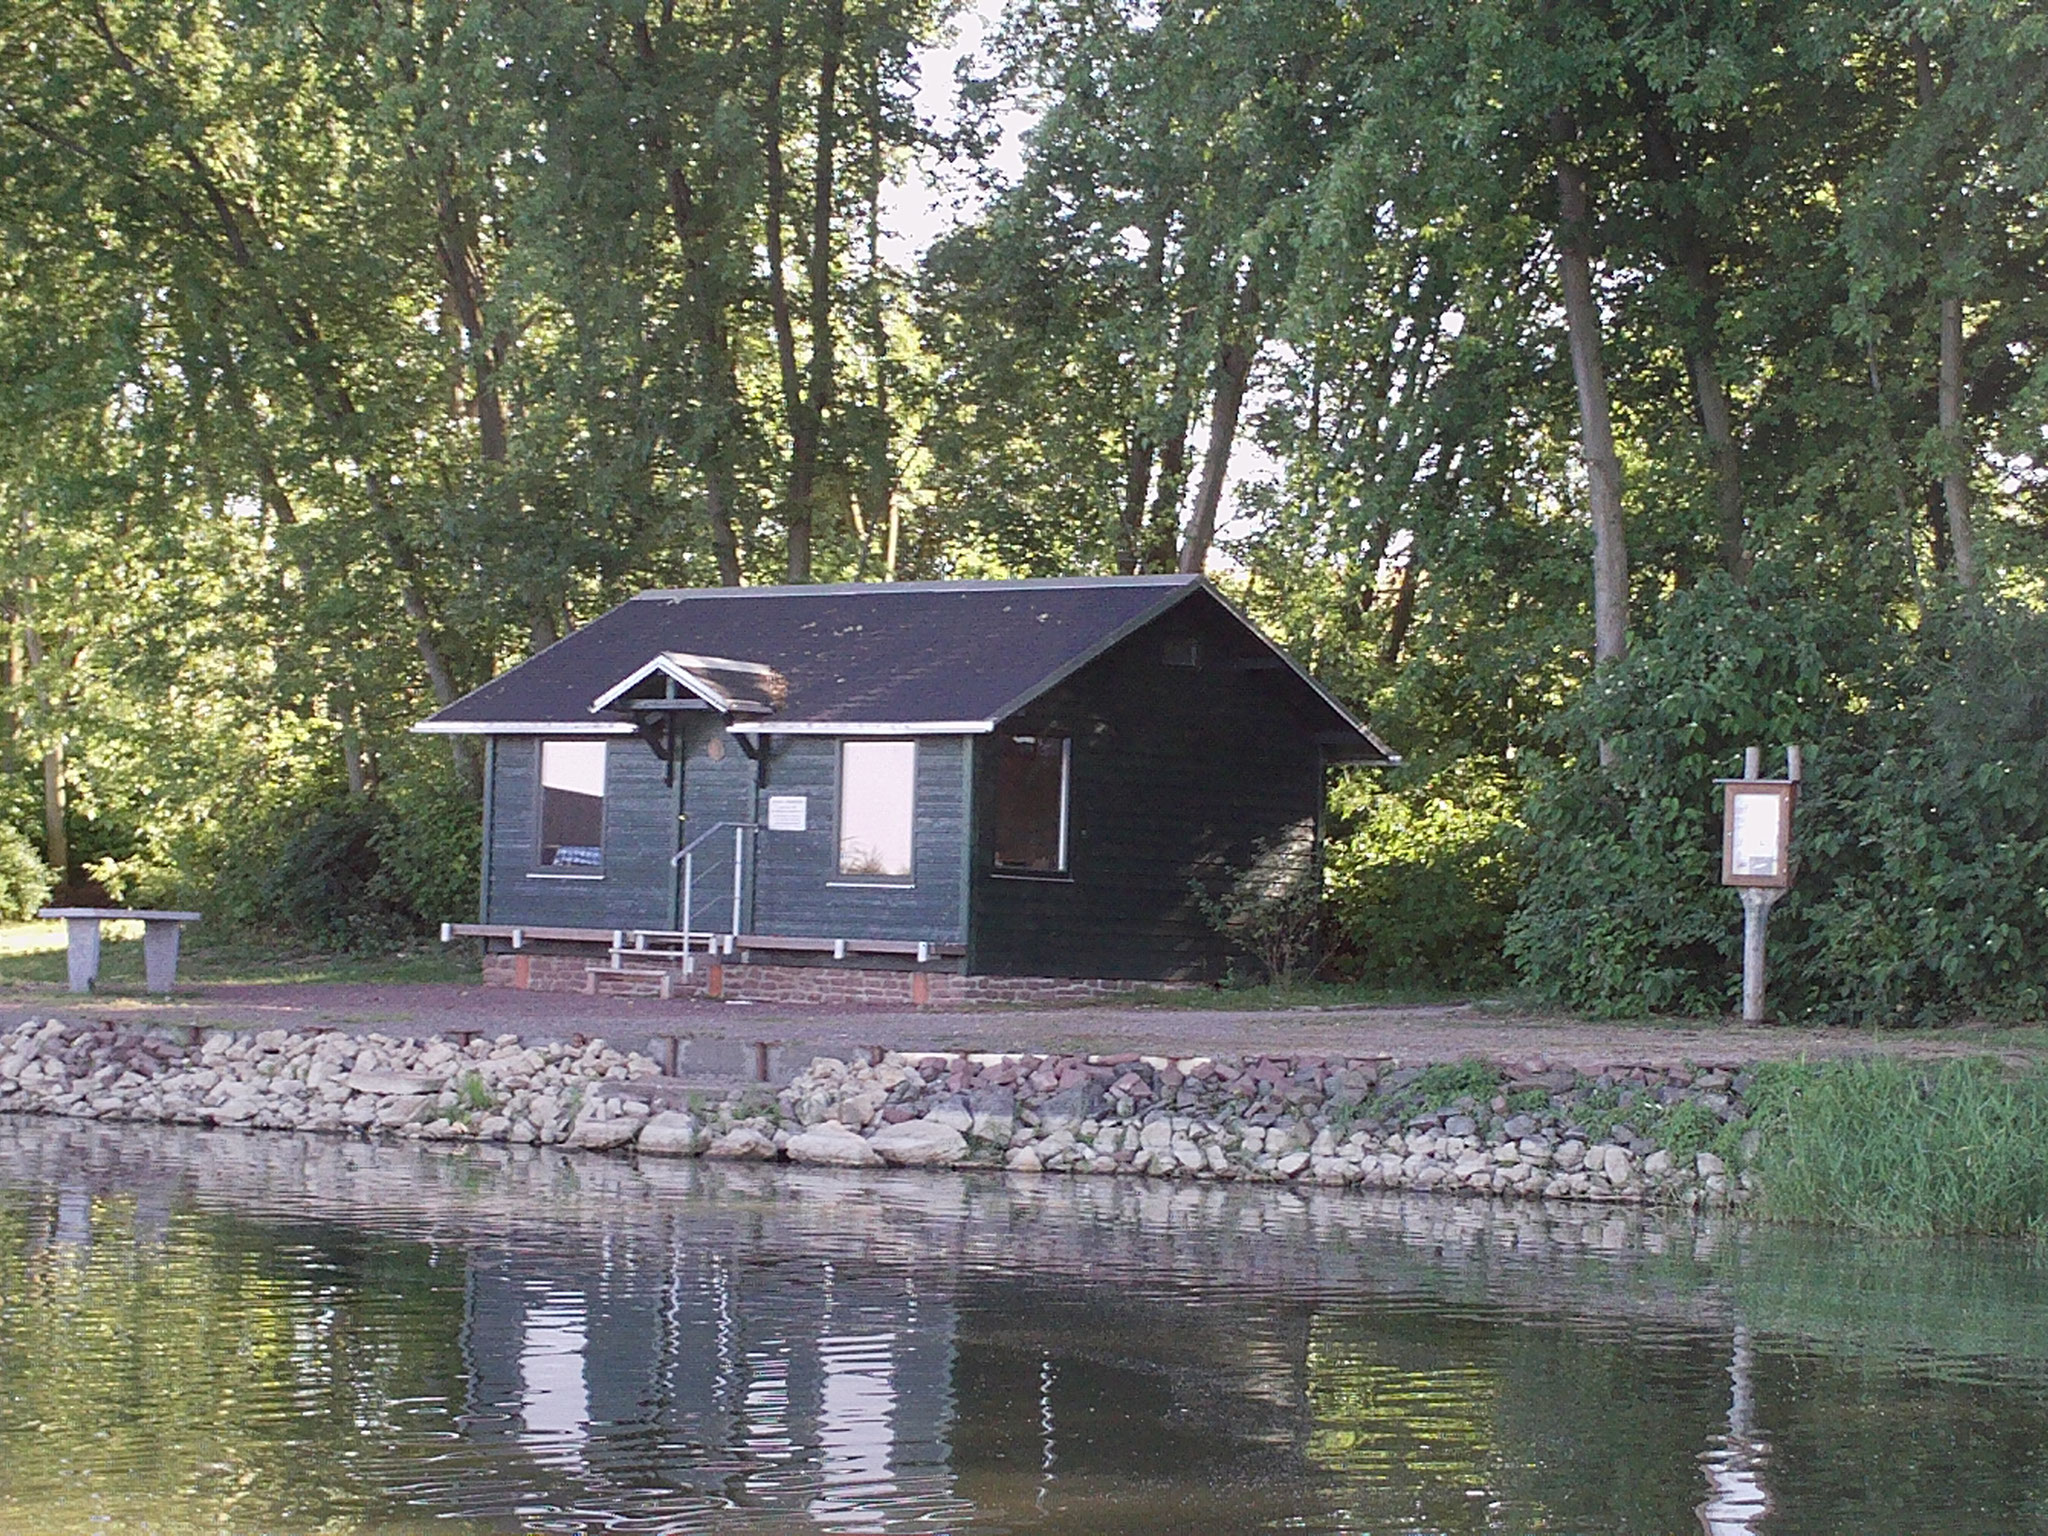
[37, 908, 202, 994]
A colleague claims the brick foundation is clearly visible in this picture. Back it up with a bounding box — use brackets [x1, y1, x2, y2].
[480, 950, 1181, 1007]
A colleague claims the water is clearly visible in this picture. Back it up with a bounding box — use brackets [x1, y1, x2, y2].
[1, 1122, 2045, 1535]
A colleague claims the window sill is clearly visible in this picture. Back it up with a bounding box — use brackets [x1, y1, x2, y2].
[527, 871, 605, 881]
[991, 870, 1074, 883]
[826, 879, 916, 890]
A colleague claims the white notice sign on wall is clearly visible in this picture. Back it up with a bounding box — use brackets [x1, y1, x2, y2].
[766, 795, 808, 832]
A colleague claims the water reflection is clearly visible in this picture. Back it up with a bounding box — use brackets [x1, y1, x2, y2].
[1, 1120, 2045, 1535]
[1697, 1325, 1770, 1536]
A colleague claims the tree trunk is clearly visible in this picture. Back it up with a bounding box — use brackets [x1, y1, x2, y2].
[1378, 558, 1420, 668]
[42, 745, 66, 879]
[1, 590, 19, 776]
[1119, 429, 1155, 574]
[1553, 139, 1629, 670]
[763, 6, 803, 434]
[1937, 295, 1977, 589]
[1636, 105, 1747, 579]
[1178, 335, 1253, 574]
[1144, 423, 1187, 572]
[1687, 345, 1748, 579]
[787, 0, 844, 584]
[1915, 40, 1978, 591]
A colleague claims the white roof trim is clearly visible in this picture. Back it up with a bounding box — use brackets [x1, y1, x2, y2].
[589, 651, 777, 715]
[727, 720, 996, 737]
[411, 720, 637, 736]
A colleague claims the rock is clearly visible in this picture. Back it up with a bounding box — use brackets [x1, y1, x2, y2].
[1276, 1150, 1311, 1178]
[706, 1126, 779, 1161]
[347, 1069, 445, 1097]
[871, 1118, 969, 1168]
[565, 1112, 641, 1150]
[1444, 1114, 1477, 1137]
[1600, 1145, 1634, 1185]
[1005, 1146, 1044, 1173]
[1643, 1149, 1673, 1178]
[636, 1111, 702, 1157]
[1696, 1150, 1726, 1177]
[786, 1125, 884, 1167]
[376, 1094, 438, 1127]
[925, 1100, 974, 1135]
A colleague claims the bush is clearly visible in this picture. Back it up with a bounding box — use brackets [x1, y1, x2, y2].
[102, 753, 482, 949]
[0, 822, 55, 920]
[255, 781, 479, 949]
[1324, 757, 1525, 987]
[1506, 574, 2048, 1024]
[1192, 833, 1325, 985]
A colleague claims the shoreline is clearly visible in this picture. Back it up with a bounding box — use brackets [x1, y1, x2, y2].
[1, 1015, 1757, 1210]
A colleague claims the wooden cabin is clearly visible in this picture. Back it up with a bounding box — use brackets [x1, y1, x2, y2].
[416, 576, 1395, 1003]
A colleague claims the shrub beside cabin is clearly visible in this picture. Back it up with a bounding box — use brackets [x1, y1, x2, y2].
[417, 576, 1395, 1003]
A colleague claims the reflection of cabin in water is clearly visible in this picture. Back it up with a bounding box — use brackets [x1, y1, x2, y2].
[417, 576, 1394, 1000]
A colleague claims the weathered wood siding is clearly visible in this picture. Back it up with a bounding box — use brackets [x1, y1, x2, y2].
[967, 599, 1327, 980]
[677, 717, 757, 931]
[750, 736, 967, 943]
[483, 736, 677, 930]
[482, 727, 967, 944]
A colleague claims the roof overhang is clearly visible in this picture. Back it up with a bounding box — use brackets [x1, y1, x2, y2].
[411, 720, 637, 736]
[726, 720, 996, 737]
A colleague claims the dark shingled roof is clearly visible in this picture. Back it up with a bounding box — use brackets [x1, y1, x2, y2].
[416, 575, 1393, 759]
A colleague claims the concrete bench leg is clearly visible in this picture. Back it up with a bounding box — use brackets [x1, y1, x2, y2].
[64, 918, 102, 994]
[142, 920, 184, 994]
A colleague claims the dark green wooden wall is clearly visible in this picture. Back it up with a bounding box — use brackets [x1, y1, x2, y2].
[749, 736, 967, 943]
[482, 736, 677, 930]
[966, 598, 1328, 981]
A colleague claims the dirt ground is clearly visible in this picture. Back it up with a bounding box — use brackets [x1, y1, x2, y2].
[4, 975, 2039, 1082]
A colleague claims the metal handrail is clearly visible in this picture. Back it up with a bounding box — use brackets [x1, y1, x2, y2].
[672, 821, 758, 973]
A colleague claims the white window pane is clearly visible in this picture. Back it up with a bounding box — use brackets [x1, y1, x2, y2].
[541, 740, 607, 798]
[541, 741, 606, 869]
[839, 741, 915, 878]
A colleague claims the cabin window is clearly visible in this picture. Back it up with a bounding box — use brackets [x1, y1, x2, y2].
[993, 734, 1070, 874]
[538, 740, 607, 870]
[837, 740, 916, 880]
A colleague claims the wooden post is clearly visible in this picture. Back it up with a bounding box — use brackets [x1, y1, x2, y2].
[1739, 887, 1782, 1025]
[1721, 746, 1801, 1026]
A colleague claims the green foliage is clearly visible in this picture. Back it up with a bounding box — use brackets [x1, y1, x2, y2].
[1190, 836, 1325, 985]
[1404, 1061, 1502, 1110]
[1744, 1059, 2048, 1238]
[1324, 758, 1525, 986]
[1508, 580, 2048, 1024]
[1, 0, 2045, 995]
[0, 825, 54, 922]
[455, 1072, 494, 1114]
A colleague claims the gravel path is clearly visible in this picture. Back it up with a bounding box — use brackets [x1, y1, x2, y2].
[3, 977, 2036, 1080]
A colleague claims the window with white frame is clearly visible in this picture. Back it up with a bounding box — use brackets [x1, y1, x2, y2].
[993, 734, 1069, 873]
[837, 740, 916, 879]
[538, 740, 607, 870]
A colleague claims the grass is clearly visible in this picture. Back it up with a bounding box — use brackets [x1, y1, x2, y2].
[1105, 977, 1524, 1012]
[1745, 1058, 2048, 1239]
[0, 920, 476, 993]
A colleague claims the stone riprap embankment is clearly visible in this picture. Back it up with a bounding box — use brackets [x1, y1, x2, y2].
[0, 1018, 1757, 1208]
